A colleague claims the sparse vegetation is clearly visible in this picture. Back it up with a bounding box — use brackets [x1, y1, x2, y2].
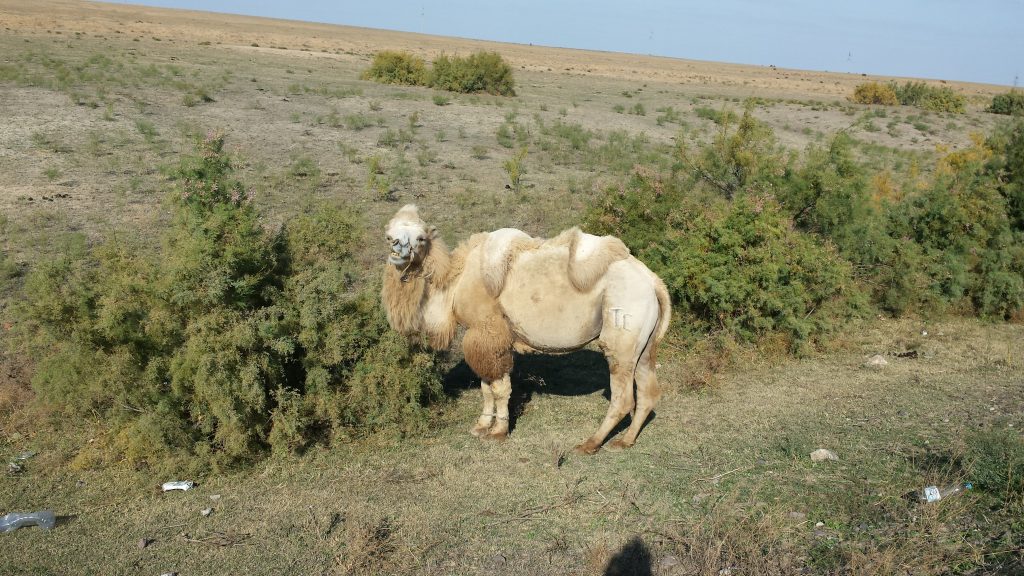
[359, 50, 428, 86]
[853, 80, 966, 113]
[361, 50, 515, 96]
[1, 12, 1021, 575]
[502, 147, 527, 192]
[989, 90, 1024, 116]
[429, 51, 516, 96]
[851, 81, 898, 105]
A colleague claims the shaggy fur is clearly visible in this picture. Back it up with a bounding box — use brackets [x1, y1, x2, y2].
[381, 236, 460, 350]
[381, 205, 672, 453]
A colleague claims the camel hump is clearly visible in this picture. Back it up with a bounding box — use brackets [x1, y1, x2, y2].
[480, 228, 536, 297]
[564, 227, 631, 291]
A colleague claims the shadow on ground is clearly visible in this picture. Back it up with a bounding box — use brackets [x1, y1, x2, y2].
[604, 536, 653, 576]
[443, 349, 655, 440]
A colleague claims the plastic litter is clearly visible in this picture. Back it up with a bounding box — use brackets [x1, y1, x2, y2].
[161, 481, 194, 492]
[918, 482, 972, 503]
[0, 511, 57, 532]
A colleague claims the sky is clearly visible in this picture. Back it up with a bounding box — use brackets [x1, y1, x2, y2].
[112, 1, 1022, 86]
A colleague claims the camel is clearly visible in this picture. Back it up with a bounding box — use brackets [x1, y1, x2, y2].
[381, 205, 671, 454]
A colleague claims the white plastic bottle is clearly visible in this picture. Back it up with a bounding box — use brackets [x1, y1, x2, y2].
[0, 511, 57, 532]
[918, 482, 972, 503]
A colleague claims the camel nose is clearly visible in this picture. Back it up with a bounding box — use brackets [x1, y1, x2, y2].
[389, 238, 412, 264]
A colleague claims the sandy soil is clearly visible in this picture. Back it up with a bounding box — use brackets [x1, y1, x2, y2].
[0, 0, 1008, 100]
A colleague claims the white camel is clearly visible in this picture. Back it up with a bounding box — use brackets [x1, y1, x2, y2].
[381, 205, 671, 453]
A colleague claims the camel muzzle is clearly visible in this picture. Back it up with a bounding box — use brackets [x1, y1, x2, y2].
[388, 238, 413, 266]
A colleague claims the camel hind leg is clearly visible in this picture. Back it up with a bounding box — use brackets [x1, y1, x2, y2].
[575, 335, 638, 455]
[576, 271, 661, 455]
[608, 334, 660, 450]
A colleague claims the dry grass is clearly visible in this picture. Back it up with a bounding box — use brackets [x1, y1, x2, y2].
[2, 318, 1021, 574]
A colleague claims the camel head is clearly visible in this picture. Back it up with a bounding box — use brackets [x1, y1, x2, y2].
[385, 204, 437, 269]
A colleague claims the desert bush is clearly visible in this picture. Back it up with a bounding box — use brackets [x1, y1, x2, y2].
[590, 110, 1024, 347]
[888, 137, 1024, 318]
[988, 119, 1024, 232]
[988, 90, 1024, 116]
[502, 147, 527, 193]
[694, 105, 739, 125]
[429, 51, 515, 96]
[887, 81, 966, 113]
[360, 51, 428, 86]
[852, 82, 898, 106]
[17, 133, 443, 468]
[586, 166, 865, 351]
[682, 105, 790, 198]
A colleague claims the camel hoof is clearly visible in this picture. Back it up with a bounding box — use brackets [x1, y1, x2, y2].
[606, 439, 634, 452]
[470, 423, 491, 438]
[574, 441, 600, 455]
[486, 429, 508, 441]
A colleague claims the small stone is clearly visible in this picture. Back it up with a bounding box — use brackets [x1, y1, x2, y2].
[209, 494, 221, 501]
[137, 538, 152, 549]
[815, 521, 825, 528]
[864, 354, 888, 368]
[201, 507, 213, 517]
[810, 448, 839, 462]
[489, 553, 507, 566]
[788, 511, 807, 521]
[659, 555, 680, 569]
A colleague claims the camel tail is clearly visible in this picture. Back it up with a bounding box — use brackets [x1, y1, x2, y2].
[653, 277, 672, 344]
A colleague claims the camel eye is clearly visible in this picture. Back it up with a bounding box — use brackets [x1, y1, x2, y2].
[386, 235, 393, 242]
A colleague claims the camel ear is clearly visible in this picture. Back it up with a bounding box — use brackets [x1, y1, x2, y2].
[428, 225, 439, 239]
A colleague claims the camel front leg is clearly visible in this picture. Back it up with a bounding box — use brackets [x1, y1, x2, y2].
[486, 373, 512, 440]
[470, 380, 496, 437]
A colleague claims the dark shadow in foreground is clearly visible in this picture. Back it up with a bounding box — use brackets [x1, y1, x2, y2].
[604, 536, 653, 576]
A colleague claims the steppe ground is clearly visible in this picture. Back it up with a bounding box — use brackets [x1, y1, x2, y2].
[0, 1, 1021, 574]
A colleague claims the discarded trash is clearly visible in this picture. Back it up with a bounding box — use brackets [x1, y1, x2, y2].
[161, 481, 194, 492]
[7, 462, 23, 474]
[0, 511, 57, 532]
[200, 507, 213, 517]
[209, 494, 221, 501]
[16, 451, 37, 461]
[810, 448, 839, 462]
[864, 354, 888, 368]
[917, 482, 972, 503]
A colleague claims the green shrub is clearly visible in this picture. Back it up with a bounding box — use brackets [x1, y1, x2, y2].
[586, 167, 866, 351]
[17, 133, 443, 468]
[851, 82, 897, 106]
[429, 51, 515, 96]
[694, 106, 739, 125]
[988, 91, 1024, 116]
[682, 105, 790, 198]
[887, 81, 966, 113]
[502, 147, 527, 193]
[360, 51, 428, 86]
[988, 119, 1024, 232]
